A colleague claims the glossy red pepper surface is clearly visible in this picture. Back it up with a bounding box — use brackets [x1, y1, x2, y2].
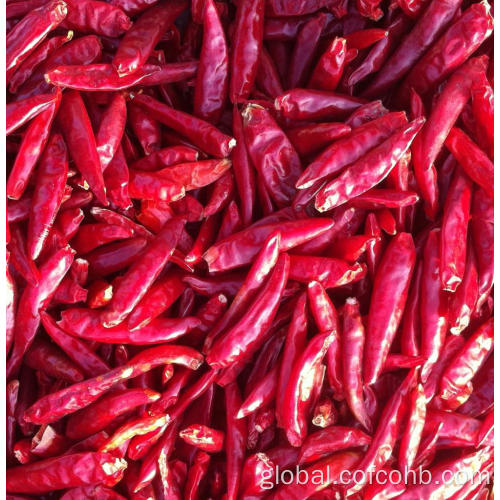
[5, 0, 495, 498]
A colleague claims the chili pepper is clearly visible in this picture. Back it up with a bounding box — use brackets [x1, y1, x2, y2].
[420, 229, 450, 383]
[296, 111, 407, 189]
[398, 383, 426, 472]
[255, 46, 284, 98]
[24, 344, 203, 424]
[193, 0, 228, 123]
[224, 382, 247, 500]
[315, 118, 424, 212]
[346, 370, 417, 494]
[298, 426, 371, 465]
[6, 0, 67, 79]
[206, 254, 289, 369]
[7, 245, 75, 380]
[57, 90, 107, 205]
[6, 452, 127, 494]
[231, 105, 255, 226]
[411, 57, 488, 219]
[308, 37, 348, 91]
[341, 297, 371, 430]
[229, 0, 264, 102]
[242, 103, 301, 207]
[445, 127, 494, 197]
[273, 451, 362, 499]
[440, 169, 473, 292]
[471, 76, 494, 160]
[25, 338, 84, 383]
[9, 31, 72, 93]
[286, 122, 351, 157]
[204, 217, 334, 272]
[288, 13, 326, 89]
[204, 231, 280, 352]
[439, 318, 493, 407]
[179, 424, 224, 453]
[6, 90, 59, 136]
[275, 88, 365, 121]
[289, 254, 366, 288]
[184, 451, 210, 500]
[8, 225, 40, 286]
[365, 232, 416, 384]
[41, 312, 110, 377]
[282, 330, 334, 447]
[63, 0, 131, 37]
[113, 0, 186, 76]
[60, 307, 200, 344]
[132, 93, 235, 158]
[398, 1, 493, 102]
[363, 0, 462, 98]
[101, 218, 184, 327]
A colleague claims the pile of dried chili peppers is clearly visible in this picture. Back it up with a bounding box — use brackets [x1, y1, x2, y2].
[5, 0, 494, 498]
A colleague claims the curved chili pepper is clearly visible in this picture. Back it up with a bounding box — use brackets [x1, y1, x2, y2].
[365, 232, 416, 384]
[229, 0, 265, 102]
[127, 273, 185, 330]
[25, 345, 203, 425]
